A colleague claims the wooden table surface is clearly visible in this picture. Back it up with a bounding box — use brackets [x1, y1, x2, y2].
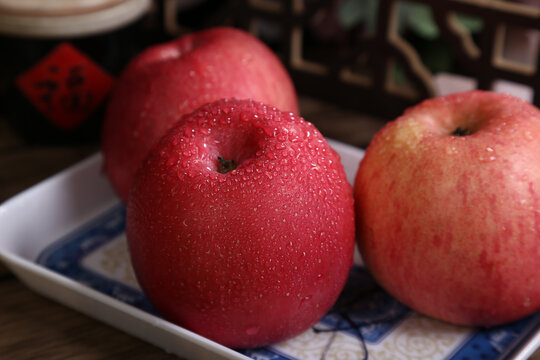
[0, 96, 538, 359]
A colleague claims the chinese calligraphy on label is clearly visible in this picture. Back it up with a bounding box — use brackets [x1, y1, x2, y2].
[15, 42, 114, 130]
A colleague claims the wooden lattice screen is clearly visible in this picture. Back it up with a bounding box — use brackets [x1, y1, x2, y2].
[163, 0, 540, 119]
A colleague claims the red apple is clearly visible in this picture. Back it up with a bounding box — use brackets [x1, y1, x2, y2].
[354, 91, 540, 327]
[126, 98, 355, 348]
[102, 26, 299, 203]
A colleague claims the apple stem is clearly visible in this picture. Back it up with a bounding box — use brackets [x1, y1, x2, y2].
[452, 127, 472, 136]
[217, 156, 237, 173]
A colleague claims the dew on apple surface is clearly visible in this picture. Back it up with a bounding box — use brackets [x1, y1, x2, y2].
[445, 146, 458, 155]
[245, 326, 260, 336]
[300, 295, 312, 306]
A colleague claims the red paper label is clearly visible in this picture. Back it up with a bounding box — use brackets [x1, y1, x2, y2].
[15, 42, 114, 131]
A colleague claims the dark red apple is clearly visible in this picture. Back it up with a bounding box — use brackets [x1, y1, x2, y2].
[126, 98, 355, 348]
[102, 26, 299, 203]
[354, 91, 540, 327]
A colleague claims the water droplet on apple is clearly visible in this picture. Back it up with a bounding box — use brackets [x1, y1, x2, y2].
[262, 126, 277, 137]
[445, 146, 458, 155]
[265, 152, 276, 160]
[177, 169, 185, 179]
[239, 112, 250, 122]
[183, 127, 194, 137]
[166, 156, 177, 168]
[300, 295, 312, 306]
[245, 326, 260, 336]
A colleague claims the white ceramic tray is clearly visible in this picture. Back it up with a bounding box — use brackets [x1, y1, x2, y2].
[0, 139, 539, 360]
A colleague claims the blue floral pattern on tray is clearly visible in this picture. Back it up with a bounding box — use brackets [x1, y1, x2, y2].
[36, 204, 540, 360]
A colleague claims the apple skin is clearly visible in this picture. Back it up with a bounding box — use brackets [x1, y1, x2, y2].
[126, 98, 355, 348]
[102, 26, 299, 203]
[354, 91, 540, 327]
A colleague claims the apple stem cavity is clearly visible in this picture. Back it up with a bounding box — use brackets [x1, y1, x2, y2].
[452, 127, 472, 137]
[217, 156, 237, 173]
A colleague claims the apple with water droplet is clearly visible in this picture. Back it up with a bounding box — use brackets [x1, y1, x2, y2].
[354, 91, 540, 326]
[102, 26, 299, 203]
[126, 98, 355, 348]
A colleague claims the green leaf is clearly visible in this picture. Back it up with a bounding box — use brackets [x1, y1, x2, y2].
[455, 13, 484, 33]
[338, 0, 378, 32]
[336, 0, 483, 39]
[398, 2, 439, 39]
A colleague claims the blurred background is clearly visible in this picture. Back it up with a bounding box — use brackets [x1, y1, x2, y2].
[1, 0, 539, 148]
